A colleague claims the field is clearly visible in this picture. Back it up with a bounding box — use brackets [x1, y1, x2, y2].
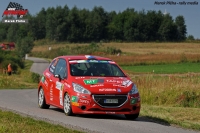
[31, 42, 200, 67]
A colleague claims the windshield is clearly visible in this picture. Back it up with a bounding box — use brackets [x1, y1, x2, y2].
[69, 60, 126, 77]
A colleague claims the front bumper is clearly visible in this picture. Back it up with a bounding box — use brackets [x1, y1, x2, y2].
[71, 93, 141, 115]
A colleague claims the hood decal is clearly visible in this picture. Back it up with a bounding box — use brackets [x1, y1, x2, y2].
[84, 79, 104, 85]
[99, 88, 117, 92]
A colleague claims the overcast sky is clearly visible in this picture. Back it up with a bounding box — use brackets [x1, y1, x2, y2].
[1, 0, 199, 39]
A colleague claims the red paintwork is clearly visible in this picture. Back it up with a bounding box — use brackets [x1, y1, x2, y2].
[38, 55, 141, 115]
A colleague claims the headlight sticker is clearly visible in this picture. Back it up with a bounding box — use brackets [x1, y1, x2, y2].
[41, 75, 45, 83]
[130, 98, 138, 105]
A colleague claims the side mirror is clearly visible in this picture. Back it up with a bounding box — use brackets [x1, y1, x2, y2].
[54, 74, 62, 82]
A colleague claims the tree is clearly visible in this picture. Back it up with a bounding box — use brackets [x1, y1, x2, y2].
[16, 37, 34, 58]
[158, 14, 178, 41]
[45, 7, 56, 40]
[187, 35, 195, 41]
[0, 21, 10, 41]
[67, 6, 82, 42]
[175, 15, 187, 41]
[7, 24, 19, 42]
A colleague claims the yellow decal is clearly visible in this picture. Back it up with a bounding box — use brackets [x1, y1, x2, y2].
[71, 102, 79, 106]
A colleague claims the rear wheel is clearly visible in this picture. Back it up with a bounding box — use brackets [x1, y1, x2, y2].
[63, 93, 74, 116]
[125, 113, 139, 120]
[38, 88, 50, 109]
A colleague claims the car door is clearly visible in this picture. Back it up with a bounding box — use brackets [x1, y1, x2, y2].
[53, 58, 68, 107]
[47, 58, 59, 105]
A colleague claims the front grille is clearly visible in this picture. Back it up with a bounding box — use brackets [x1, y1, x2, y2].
[92, 95, 128, 108]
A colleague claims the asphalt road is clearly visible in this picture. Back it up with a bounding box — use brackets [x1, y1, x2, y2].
[0, 57, 199, 133]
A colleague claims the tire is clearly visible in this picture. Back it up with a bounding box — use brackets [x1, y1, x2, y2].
[125, 113, 139, 120]
[63, 93, 74, 116]
[38, 87, 50, 109]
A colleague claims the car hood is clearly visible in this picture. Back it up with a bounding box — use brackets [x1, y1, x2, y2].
[73, 77, 133, 94]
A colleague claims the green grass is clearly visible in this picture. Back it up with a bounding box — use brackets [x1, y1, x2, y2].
[140, 104, 200, 131]
[121, 62, 200, 74]
[0, 109, 83, 133]
[0, 60, 38, 89]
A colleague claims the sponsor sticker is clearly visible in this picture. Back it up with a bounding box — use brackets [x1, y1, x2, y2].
[106, 112, 116, 114]
[130, 98, 138, 105]
[117, 89, 121, 92]
[84, 79, 98, 84]
[99, 88, 117, 91]
[71, 96, 78, 102]
[126, 81, 133, 87]
[59, 90, 63, 106]
[84, 79, 104, 85]
[90, 84, 104, 87]
[64, 83, 71, 88]
[71, 102, 79, 106]
[78, 99, 90, 105]
[50, 84, 53, 101]
[50, 68, 54, 73]
[45, 72, 51, 77]
[56, 81, 63, 90]
[75, 77, 85, 79]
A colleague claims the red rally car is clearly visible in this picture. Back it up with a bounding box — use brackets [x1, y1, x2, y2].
[38, 55, 141, 120]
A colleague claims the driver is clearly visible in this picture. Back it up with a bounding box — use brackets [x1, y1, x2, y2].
[92, 63, 109, 76]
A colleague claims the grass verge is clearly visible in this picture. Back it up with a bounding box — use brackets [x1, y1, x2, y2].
[0, 109, 83, 133]
[131, 74, 200, 108]
[122, 62, 200, 74]
[140, 104, 200, 131]
[0, 60, 38, 89]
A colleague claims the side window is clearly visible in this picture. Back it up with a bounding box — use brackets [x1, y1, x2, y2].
[49, 58, 59, 74]
[54, 59, 67, 79]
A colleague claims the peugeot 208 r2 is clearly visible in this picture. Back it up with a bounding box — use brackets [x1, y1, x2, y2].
[38, 55, 140, 120]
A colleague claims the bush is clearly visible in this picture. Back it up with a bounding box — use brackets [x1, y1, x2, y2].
[30, 42, 123, 59]
[1, 60, 18, 73]
[105, 47, 122, 55]
[0, 50, 24, 69]
[31, 72, 41, 83]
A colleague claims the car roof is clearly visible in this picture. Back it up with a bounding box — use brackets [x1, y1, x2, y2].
[54, 55, 112, 61]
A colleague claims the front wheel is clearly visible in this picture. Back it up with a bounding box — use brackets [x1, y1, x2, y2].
[38, 88, 50, 109]
[63, 93, 74, 116]
[125, 113, 139, 120]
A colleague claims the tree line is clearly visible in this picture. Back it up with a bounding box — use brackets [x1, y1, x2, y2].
[0, 5, 187, 43]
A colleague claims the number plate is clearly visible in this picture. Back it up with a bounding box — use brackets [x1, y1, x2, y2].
[104, 99, 118, 103]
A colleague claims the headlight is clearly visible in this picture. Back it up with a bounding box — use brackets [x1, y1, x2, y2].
[129, 84, 139, 94]
[72, 83, 91, 94]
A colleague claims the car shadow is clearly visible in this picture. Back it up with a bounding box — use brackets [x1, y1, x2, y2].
[49, 107, 170, 127]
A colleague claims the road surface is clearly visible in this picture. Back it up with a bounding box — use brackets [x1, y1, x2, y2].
[0, 57, 199, 133]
